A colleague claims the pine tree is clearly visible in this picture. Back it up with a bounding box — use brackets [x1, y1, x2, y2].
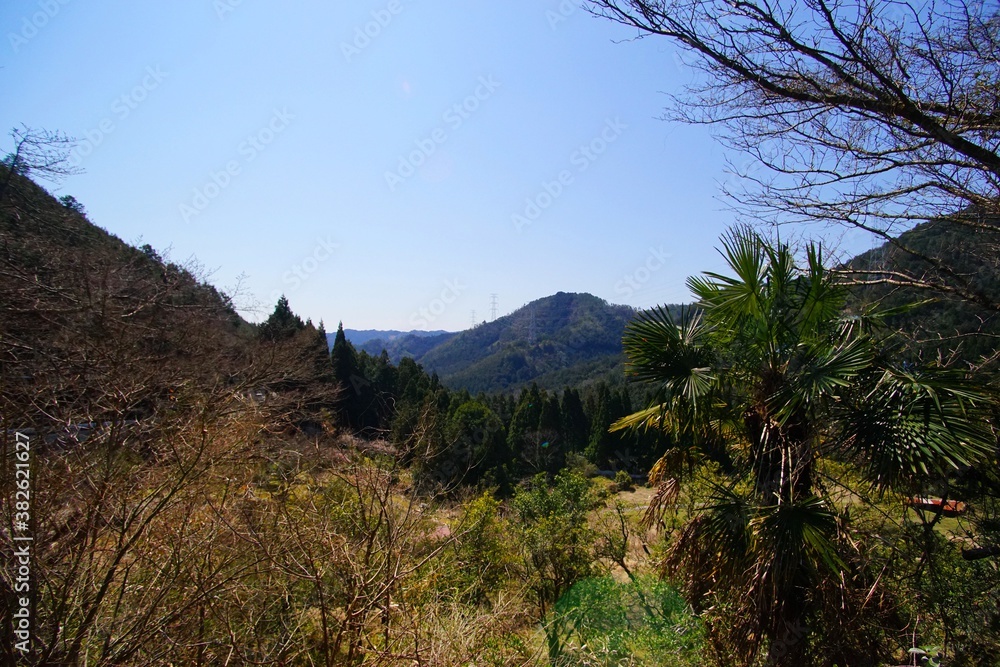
[311, 320, 334, 383]
[330, 322, 364, 428]
[507, 385, 543, 476]
[259, 295, 305, 341]
[536, 394, 565, 473]
[560, 388, 589, 453]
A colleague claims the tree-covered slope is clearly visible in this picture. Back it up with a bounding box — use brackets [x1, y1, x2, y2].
[845, 215, 1000, 366]
[359, 292, 683, 394]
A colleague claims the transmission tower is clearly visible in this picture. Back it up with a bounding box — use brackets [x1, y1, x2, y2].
[489, 293, 499, 321]
[470, 310, 477, 328]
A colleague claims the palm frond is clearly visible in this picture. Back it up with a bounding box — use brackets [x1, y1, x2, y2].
[639, 477, 680, 532]
[796, 242, 846, 335]
[752, 496, 844, 578]
[699, 483, 754, 582]
[772, 336, 873, 424]
[694, 226, 767, 320]
[622, 305, 716, 406]
[835, 365, 997, 491]
[609, 403, 670, 433]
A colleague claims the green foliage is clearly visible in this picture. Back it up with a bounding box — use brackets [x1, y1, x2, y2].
[331, 321, 380, 430]
[446, 400, 509, 488]
[614, 469, 634, 492]
[888, 521, 1000, 667]
[565, 452, 600, 479]
[450, 493, 519, 603]
[507, 384, 568, 476]
[551, 576, 703, 667]
[259, 294, 305, 341]
[512, 471, 600, 620]
[59, 194, 86, 215]
[619, 227, 998, 666]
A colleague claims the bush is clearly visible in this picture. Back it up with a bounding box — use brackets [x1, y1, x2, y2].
[614, 469, 634, 492]
[551, 576, 703, 667]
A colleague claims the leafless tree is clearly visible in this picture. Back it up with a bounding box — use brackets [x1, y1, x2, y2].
[1, 125, 80, 205]
[588, 0, 1000, 309]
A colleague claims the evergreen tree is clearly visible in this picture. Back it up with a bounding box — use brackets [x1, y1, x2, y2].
[311, 320, 335, 383]
[585, 383, 616, 466]
[560, 388, 589, 453]
[507, 385, 544, 476]
[444, 400, 509, 490]
[356, 349, 398, 431]
[259, 295, 305, 341]
[536, 394, 565, 473]
[330, 322, 365, 429]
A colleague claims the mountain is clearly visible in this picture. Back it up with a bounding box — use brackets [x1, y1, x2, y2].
[333, 328, 453, 348]
[351, 218, 1000, 395]
[360, 292, 681, 394]
[845, 215, 1000, 364]
[357, 330, 458, 360]
[0, 165, 257, 431]
[1, 166, 339, 437]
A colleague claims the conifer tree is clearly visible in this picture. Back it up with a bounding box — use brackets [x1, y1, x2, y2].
[330, 322, 364, 428]
[585, 383, 616, 466]
[560, 388, 590, 453]
[259, 295, 305, 341]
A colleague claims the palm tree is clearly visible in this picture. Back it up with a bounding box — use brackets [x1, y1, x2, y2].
[617, 227, 996, 666]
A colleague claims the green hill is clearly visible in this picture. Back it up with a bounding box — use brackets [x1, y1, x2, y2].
[361, 292, 683, 394]
[845, 215, 1000, 365]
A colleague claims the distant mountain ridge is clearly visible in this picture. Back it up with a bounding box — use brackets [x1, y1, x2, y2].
[328, 328, 453, 348]
[331, 223, 1000, 395]
[355, 292, 680, 394]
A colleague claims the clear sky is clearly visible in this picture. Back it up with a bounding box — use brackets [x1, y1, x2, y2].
[1, 1, 872, 331]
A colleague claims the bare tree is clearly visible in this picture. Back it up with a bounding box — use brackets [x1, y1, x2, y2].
[587, 0, 1000, 309]
[1, 125, 80, 205]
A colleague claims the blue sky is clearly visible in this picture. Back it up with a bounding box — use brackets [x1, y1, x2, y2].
[1, 1, 873, 331]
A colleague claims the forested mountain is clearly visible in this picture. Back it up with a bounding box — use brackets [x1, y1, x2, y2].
[845, 215, 1000, 367]
[357, 329, 457, 362]
[360, 292, 680, 394]
[0, 166, 339, 437]
[338, 328, 454, 348]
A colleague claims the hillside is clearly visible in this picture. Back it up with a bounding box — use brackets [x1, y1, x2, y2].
[348, 217, 1000, 395]
[845, 215, 1000, 365]
[0, 166, 336, 436]
[0, 167, 255, 427]
[337, 328, 453, 348]
[359, 292, 679, 394]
